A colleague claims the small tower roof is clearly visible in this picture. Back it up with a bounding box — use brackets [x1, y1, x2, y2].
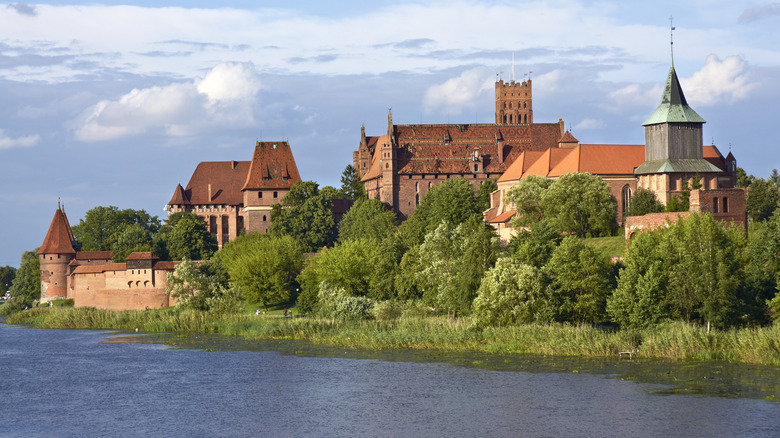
[642, 65, 706, 126]
[38, 207, 76, 255]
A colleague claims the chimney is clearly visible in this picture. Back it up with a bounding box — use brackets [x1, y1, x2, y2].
[497, 140, 505, 164]
[208, 184, 212, 201]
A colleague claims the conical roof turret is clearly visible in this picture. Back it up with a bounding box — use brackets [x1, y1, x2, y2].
[37, 207, 76, 255]
[642, 65, 705, 125]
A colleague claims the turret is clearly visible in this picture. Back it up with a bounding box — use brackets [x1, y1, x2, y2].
[37, 206, 77, 302]
[495, 79, 533, 125]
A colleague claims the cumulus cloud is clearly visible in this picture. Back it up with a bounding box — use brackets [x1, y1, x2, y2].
[74, 62, 261, 142]
[423, 67, 493, 114]
[682, 55, 757, 106]
[0, 129, 40, 149]
[738, 4, 780, 23]
[608, 83, 663, 111]
[7, 3, 36, 16]
[574, 118, 607, 130]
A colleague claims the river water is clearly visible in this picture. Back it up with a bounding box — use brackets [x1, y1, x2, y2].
[1, 322, 779, 437]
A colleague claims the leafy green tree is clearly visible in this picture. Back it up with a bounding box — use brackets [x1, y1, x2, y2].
[476, 178, 498, 212]
[0, 265, 16, 294]
[735, 166, 754, 188]
[505, 175, 554, 228]
[319, 185, 342, 200]
[625, 187, 665, 217]
[166, 213, 218, 261]
[508, 221, 563, 268]
[607, 231, 668, 328]
[542, 173, 617, 237]
[338, 198, 397, 242]
[111, 224, 154, 262]
[665, 181, 690, 212]
[339, 164, 367, 200]
[270, 181, 337, 252]
[8, 250, 40, 306]
[215, 233, 304, 309]
[746, 178, 779, 222]
[416, 217, 500, 315]
[166, 260, 241, 313]
[399, 177, 482, 247]
[297, 238, 390, 311]
[72, 206, 160, 251]
[545, 236, 612, 323]
[472, 257, 552, 327]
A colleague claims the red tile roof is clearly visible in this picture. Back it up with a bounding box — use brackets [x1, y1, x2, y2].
[72, 263, 127, 274]
[125, 252, 157, 261]
[168, 160, 250, 206]
[498, 151, 545, 182]
[242, 141, 302, 190]
[487, 211, 515, 224]
[549, 144, 645, 177]
[153, 261, 180, 271]
[38, 208, 76, 255]
[703, 145, 726, 171]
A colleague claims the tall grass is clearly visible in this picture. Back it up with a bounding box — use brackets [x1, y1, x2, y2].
[6, 307, 780, 365]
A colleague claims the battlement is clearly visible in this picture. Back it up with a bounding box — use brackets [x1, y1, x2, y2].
[495, 79, 533, 125]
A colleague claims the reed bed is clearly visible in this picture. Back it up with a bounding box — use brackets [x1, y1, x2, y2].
[6, 307, 780, 365]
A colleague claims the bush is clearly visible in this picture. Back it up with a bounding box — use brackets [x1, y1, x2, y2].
[316, 282, 375, 321]
[373, 300, 403, 321]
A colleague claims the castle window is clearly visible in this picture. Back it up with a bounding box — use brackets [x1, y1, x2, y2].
[273, 191, 278, 199]
[258, 192, 263, 199]
[474, 164, 478, 172]
[713, 197, 719, 213]
[621, 185, 632, 215]
[415, 194, 420, 205]
[263, 215, 267, 222]
[723, 197, 729, 213]
[385, 163, 389, 169]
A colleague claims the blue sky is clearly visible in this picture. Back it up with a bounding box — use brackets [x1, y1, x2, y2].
[1, 0, 779, 267]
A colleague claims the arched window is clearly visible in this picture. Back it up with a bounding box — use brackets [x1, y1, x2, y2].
[723, 197, 729, 213]
[263, 215, 267, 222]
[713, 197, 719, 213]
[621, 185, 632, 215]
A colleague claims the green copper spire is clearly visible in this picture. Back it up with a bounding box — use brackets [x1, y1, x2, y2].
[642, 65, 706, 125]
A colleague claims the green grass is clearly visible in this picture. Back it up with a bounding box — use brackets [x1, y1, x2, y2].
[6, 307, 780, 365]
[583, 232, 626, 258]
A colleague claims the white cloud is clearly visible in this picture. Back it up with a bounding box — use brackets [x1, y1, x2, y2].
[423, 67, 493, 114]
[0, 129, 39, 149]
[608, 83, 662, 111]
[682, 55, 758, 106]
[73, 62, 260, 142]
[574, 118, 606, 130]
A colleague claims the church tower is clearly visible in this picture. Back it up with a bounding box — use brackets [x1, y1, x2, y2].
[37, 206, 77, 303]
[635, 49, 722, 204]
[495, 79, 532, 125]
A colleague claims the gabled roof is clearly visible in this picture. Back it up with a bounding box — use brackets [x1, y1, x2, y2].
[76, 251, 114, 260]
[72, 263, 126, 274]
[522, 147, 570, 178]
[125, 252, 157, 261]
[643, 65, 706, 125]
[168, 161, 250, 206]
[38, 208, 76, 255]
[361, 135, 389, 182]
[487, 210, 515, 224]
[242, 141, 302, 190]
[498, 150, 544, 182]
[549, 144, 645, 177]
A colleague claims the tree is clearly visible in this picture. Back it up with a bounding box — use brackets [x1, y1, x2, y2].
[0, 265, 16, 294]
[297, 237, 389, 310]
[270, 181, 337, 252]
[8, 250, 40, 306]
[607, 231, 668, 328]
[111, 224, 154, 262]
[625, 187, 665, 217]
[505, 175, 554, 228]
[545, 236, 612, 323]
[215, 233, 304, 309]
[338, 198, 397, 242]
[476, 178, 498, 212]
[165, 213, 218, 261]
[746, 178, 779, 222]
[339, 164, 366, 200]
[71, 206, 160, 251]
[415, 217, 500, 315]
[166, 260, 241, 313]
[508, 221, 563, 268]
[399, 177, 481, 247]
[472, 257, 552, 327]
[542, 173, 617, 237]
[735, 166, 755, 188]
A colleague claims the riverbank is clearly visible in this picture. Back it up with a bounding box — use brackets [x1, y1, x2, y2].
[6, 306, 780, 365]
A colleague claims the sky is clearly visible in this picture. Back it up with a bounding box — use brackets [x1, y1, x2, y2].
[1, 0, 779, 267]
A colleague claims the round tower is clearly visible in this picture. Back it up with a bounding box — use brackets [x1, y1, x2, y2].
[37, 207, 77, 303]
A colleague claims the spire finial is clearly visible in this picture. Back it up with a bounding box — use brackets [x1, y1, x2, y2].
[670, 16, 676, 66]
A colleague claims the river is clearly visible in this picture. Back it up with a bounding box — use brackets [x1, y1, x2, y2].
[1, 322, 778, 437]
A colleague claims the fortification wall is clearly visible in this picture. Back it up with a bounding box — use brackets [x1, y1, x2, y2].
[68, 268, 174, 311]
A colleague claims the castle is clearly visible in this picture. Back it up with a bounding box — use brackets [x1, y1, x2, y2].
[165, 140, 302, 248]
[354, 58, 744, 239]
[38, 206, 179, 309]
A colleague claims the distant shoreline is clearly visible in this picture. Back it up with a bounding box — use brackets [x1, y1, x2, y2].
[5, 306, 780, 366]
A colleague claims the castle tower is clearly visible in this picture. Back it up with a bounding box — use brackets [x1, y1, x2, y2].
[495, 79, 533, 125]
[635, 62, 721, 204]
[379, 109, 397, 209]
[37, 206, 77, 303]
